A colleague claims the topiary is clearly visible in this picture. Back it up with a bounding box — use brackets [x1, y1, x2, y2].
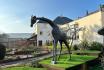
[0, 44, 6, 60]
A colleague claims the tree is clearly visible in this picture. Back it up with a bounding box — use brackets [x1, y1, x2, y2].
[0, 44, 6, 60]
[0, 33, 8, 60]
[0, 33, 9, 38]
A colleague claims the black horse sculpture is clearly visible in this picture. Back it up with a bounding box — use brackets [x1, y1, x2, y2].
[31, 16, 71, 64]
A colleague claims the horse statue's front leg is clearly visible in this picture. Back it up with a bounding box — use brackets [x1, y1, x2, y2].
[52, 40, 58, 64]
[58, 41, 63, 60]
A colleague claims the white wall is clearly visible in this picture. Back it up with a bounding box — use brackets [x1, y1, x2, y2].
[36, 23, 53, 46]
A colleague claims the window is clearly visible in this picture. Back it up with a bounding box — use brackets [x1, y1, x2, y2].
[40, 31, 43, 35]
[38, 40, 42, 46]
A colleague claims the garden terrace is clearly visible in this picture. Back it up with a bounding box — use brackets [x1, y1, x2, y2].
[39, 54, 98, 70]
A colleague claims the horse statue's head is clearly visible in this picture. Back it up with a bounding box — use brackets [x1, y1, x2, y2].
[31, 15, 37, 27]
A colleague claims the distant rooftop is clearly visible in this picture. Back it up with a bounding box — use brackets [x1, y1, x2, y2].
[7, 33, 32, 38]
[53, 16, 73, 25]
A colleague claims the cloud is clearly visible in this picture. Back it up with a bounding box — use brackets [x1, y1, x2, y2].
[0, 14, 34, 33]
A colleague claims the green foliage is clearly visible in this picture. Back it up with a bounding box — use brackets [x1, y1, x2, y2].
[0, 33, 9, 38]
[6, 48, 12, 52]
[73, 44, 79, 50]
[89, 64, 102, 70]
[101, 4, 104, 8]
[0, 44, 6, 60]
[73, 41, 103, 51]
[30, 61, 41, 68]
[89, 41, 103, 51]
[21, 45, 35, 51]
[46, 41, 52, 46]
[0, 67, 4, 70]
[79, 40, 89, 50]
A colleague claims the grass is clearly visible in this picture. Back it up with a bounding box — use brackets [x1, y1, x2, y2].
[39, 54, 97, 68]
[4, 66, 47, 70]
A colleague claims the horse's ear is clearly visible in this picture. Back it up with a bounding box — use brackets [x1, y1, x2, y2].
[33, 16, 36, 19]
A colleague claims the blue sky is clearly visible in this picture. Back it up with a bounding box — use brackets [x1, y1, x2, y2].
[0, 0, 104, 33]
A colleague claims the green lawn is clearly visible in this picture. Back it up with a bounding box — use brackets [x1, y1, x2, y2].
[39, 54, 97, 68]
[4, 66, 47, 70]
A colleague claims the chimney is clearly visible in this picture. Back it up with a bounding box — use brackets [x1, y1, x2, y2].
[86, 10, 89, 16]
[100, 4, 104, 11]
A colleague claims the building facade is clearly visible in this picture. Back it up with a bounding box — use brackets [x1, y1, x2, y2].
[65, 6, 104, 44]
[34, 6, 104, 46]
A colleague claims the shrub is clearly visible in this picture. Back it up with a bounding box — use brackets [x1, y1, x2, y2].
[46, 41, 53, 46]
[0, 44, 6, 60]
[73, 44, 79, 50]
[78, 40, 89, 50]
[30, 61, 41, 68]
[89, 41, 103, 51]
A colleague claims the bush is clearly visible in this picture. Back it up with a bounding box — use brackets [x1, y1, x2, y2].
[79, 40, 89, 50]
[0, 44, 6, 60]
[30, 61, 41, 68]
[89, 41, 103, 51]
[73, 44, 79, 50]
[46, 41, 53, 46]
